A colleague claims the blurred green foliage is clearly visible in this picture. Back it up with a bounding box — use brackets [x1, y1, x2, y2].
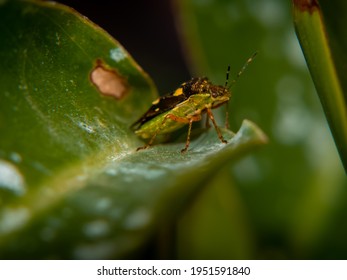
[175, 0, 347, 259]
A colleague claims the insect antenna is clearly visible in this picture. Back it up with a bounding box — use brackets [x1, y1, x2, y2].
[229, 51, 258, 88]
[224, 52, 257, 128]
[224, 65, 231, 129]
[224, 65, 231, 87]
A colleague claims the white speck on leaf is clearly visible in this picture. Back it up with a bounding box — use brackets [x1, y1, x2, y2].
[110, 47, 126, 62]
[0, 207, 30, 234]
[77, 121, 95, 134]
[123, 208, 151, 230]
[73, 241, 118, 259]
[55, 32, 61, 46]
[10, 152, 22, 163]
[96, 197, 112, 211]
[0, 159, 26, 195]
[83, 219, 110, 238]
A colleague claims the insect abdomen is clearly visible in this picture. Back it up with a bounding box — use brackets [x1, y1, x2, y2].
[135, 94, 211, 138]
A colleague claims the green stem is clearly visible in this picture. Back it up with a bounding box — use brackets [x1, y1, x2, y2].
[292, 0, 347, 172]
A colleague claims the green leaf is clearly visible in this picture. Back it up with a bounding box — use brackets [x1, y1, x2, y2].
[292, 0, 347, 171]
[0, 0, 267, 258]
[0, 0, 157, 190]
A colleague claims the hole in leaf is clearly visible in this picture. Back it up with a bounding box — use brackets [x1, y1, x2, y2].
[90, 59, 128, 100]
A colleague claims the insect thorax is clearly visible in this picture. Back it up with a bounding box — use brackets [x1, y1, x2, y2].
[182, 77, 231, 99]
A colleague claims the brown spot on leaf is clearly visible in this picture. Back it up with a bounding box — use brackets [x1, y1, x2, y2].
[90, 59, 128, 99]
[293, 0, 320, 14]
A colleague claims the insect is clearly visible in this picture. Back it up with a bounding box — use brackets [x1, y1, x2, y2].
[131, 52, 257, 153]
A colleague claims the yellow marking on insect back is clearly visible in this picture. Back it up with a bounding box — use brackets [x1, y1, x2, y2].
[152, 98, 160, 105]
[155, 108, 160, 112]
[173, 88, 183, 96]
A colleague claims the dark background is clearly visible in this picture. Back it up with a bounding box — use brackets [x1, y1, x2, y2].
[58, 0, 190, 93]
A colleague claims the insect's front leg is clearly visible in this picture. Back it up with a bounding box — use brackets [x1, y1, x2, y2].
[161, 113, 201, 153]
[206, 108, 227, 144]
[205, 113, 211, 128]
[180, 114, 201, 153]
[136, 113, 199, 152]
[136, 115, 172, 151]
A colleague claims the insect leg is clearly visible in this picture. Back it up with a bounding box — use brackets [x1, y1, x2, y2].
[136, 135, 157, 151]
[181, 119, 194, 153]
[163, 113, 201, 152]
[136, 115, 172, 151]
[206, 108, 227, 144]
[137, 112, 202, 152]
[205, 113, 210, 128]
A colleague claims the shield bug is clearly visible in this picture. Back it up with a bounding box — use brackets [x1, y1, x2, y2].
[131, 52, 257, 153]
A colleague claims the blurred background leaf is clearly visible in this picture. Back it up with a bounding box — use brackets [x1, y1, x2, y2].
[173, 0, 347, 259]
